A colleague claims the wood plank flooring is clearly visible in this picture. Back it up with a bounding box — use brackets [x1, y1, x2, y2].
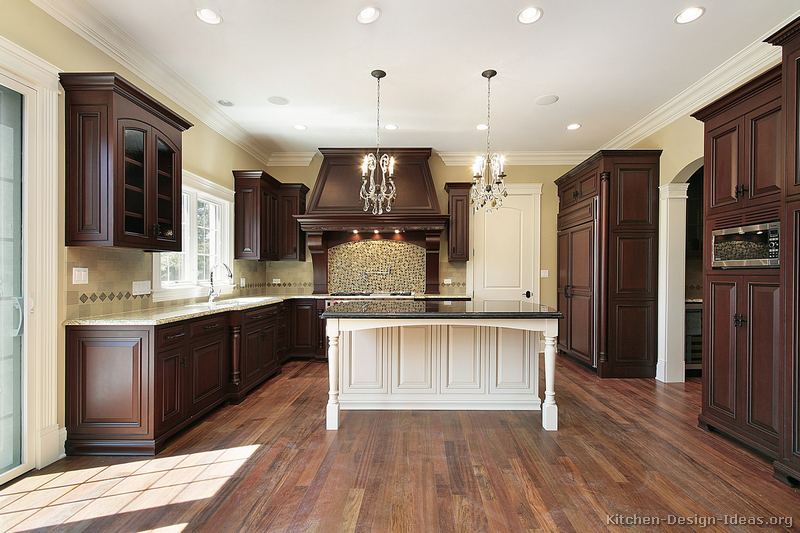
[1, 356, 798, 532]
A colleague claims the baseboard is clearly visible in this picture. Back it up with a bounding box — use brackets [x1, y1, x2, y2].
[36, 424, 66, 468]
[339, 399, 542, 410]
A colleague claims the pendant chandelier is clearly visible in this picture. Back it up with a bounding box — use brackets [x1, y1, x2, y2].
[471, 69, 507, 212]
[360, 69, 396, 215]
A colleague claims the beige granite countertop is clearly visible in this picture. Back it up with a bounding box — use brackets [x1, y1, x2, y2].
[64, 293, 470, 326]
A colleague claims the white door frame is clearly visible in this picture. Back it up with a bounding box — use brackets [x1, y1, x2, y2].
[0, 36, 61, 485]
[471, 183, 542, 302]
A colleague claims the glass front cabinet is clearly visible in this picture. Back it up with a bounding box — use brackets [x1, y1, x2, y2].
[62, 73, 191, 251]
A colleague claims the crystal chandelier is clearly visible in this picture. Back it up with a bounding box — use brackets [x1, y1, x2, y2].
[471, 69, 507, 212]
[360, 69, 396, 215]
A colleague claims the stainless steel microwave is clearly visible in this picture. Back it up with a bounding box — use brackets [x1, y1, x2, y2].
[711, 222, 779, 269]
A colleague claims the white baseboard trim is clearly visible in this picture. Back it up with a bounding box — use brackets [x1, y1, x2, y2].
[36, 424, 66, 468]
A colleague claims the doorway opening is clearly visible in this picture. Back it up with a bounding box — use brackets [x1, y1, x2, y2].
[684, 167, 703, 378]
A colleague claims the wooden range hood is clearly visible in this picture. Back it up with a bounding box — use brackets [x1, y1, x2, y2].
[296, 148, 449, 294]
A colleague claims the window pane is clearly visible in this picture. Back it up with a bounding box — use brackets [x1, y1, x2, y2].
[196, 198, 221, 283]
[159, 193, 190, 284]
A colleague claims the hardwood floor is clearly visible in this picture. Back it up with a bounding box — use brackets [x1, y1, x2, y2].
[1, 356, 798, 532]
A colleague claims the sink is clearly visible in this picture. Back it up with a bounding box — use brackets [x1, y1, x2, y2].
[224, 297, 280, 306]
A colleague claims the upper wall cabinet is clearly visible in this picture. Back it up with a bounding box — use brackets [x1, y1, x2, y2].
[692, 66, 782, 219]
[278, 184, 309, 261]
[445, 182, 471, 262]
[61, 73, 193, 251]
[233, 170, 280, 261]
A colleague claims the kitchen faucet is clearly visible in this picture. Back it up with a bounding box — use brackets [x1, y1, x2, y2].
[208, 262, 233, 304]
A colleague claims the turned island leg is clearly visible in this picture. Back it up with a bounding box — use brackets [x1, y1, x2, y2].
[542, 334, 558, 431]
[326, 320, 340, 430]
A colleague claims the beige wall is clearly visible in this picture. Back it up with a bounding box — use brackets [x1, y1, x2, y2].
[634, 115, 704, 184]
[1, 0, 272, 427]
[266, 156, 571, 306]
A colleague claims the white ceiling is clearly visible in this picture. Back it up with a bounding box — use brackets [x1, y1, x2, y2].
[73, 0, 799, 156]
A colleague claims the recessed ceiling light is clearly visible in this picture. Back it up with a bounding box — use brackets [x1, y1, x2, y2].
[675, 6, 704, 24]
[268, 96, 290, 106]
[195, 7, 223, 25]
[517, 6, 543, 24]
[566, 123, 582, 131]
[385, 123, 398, 130]
[293, 124, 307, 131]
[394, 229, 401, 234]
[357, 6, 381, 24]
[373, 229, 380, 234]
[353, 229, 359, 234]
[476, 124, 489, 131]
[217, 99, 233, 107]
[535, 94, 559, 106]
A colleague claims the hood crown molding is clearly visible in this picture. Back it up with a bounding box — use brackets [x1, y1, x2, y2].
[30, 0, 273, 166]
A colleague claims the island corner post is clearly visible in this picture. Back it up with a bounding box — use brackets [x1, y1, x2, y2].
[323, 316, 559, 432]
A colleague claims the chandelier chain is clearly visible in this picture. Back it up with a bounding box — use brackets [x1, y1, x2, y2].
[376, 76, 381, 157]
[486, 75, 491, 155]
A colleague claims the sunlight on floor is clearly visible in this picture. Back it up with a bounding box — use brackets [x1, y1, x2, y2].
[0, 445, 259, 531]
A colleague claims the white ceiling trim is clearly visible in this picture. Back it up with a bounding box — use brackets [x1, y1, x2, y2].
[602, 10, 800, 149]
[266, 152, 318, 167]
[30, 0, 273, 166]
[437, 151, 593, 167]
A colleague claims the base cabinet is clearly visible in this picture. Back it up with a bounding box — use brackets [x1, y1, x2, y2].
[67, 302, 282, 455]
[699, 274, 782, 458]
[288, 299, 327, 359]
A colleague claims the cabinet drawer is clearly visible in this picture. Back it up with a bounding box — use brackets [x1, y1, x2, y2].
[156, 323, 188, 349]
[190, 315, 228, 338]
[244, 305, 278, 324]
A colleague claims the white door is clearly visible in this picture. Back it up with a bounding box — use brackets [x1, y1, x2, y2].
[473, 184, 541, 304]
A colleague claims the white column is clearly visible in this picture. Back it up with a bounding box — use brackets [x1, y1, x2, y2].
[657, 183, 690, 383]
[542, 333, 558, 430]
[326, 319, 341, 430]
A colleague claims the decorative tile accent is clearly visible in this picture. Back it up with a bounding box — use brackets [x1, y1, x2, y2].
[328, 240, 425, 294]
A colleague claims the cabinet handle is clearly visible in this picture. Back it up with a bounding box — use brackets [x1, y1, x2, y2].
[735, 185, 749, 199]
[733, 313, 747, 327]
[203, 323, 221, 330]
[165, 332, 186, 341]
[180, 357, 186, 367]
[564, 284, 572, 298]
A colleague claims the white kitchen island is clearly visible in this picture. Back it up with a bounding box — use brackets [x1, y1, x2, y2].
[321, 299, 561, 431]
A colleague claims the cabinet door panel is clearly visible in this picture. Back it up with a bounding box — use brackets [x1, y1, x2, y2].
[569, 223, 594, 292]
[278, 194, 299, 260]
[242, 326, 263, 384]
[67, 105, 109, 243]
[261, 326, 277, 374]
[189, 337, 226, 415]
[568, 293, 593, 365]
[448, 192, 470, 261]
[744, 280, 781, 440]
[745, 99, 782, 203]
[152, 131, 181, 250]
[235, 185, 260, 259]
[155, 348, 185, 435]
[291, 301, 317, 353]
[706, 120, 742, 214]
[556, 231, 570, 352]
[116, 120, 152, 247]
[706, 279, 738, 420]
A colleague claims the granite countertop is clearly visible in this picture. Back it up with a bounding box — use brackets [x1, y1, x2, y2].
[65, 293, 472, 326]
[323, 299, 561, 320]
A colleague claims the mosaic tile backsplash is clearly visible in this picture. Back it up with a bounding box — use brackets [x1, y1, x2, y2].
[328, 240, 425, 294]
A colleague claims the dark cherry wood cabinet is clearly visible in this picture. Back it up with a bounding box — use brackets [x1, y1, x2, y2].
[66, 302, 284, 455]
[766, 17, 800, 486]
[278, 184, 309, 261]
[699, 274, 781, 458]
[556, 150, 660, 378]
[693, 66, 783, 219]
[445, 183, 471, 262]
[234, 170, 309, 262]
[233, 170, 280, 261]
[61, 73, 192, 251]
[286, 298, 327, 359]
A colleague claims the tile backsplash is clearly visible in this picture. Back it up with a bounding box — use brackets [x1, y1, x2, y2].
[328, 240, 425, 294]
[65, 247, 267, 319]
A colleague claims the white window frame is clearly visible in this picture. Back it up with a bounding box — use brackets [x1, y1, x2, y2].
[152, 170, 235, 302]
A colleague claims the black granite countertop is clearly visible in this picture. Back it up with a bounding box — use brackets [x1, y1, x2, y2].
[322, 299, 561, 319]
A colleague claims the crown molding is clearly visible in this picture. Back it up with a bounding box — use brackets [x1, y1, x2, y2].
[30, 0, 273, 166]
[602, 10, 800, 149]
[0, 35, 60, 90]
[267, 151, 318, 167]
[436, 151, 592, 167]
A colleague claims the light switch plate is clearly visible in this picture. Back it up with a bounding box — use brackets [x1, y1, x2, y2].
[240, 278, 246, 288]
[443, 278, 452, 285]
[132, 280, 151, 296]
[72, 267, 88, 285]
[272, 278, 281, 284]
[540, 269, 550, 278]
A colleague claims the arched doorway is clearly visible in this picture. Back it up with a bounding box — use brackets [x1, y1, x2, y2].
[656, 156, 702, 383]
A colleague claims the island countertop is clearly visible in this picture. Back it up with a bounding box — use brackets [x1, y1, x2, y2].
[322, 298, 561, 320]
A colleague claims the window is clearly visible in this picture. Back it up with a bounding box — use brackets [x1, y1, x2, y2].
[152, 171, 234, 302]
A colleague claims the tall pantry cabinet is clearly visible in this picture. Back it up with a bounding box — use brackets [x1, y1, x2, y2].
[556, 150, 661, 378]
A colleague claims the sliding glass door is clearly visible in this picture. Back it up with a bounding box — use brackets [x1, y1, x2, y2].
[0, 83, 24, 478]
